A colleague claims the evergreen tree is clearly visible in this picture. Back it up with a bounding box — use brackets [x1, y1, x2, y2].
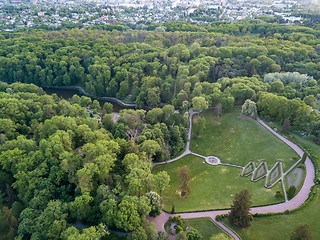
[228, 189, 252, 228]
[291, 224, 313, 240]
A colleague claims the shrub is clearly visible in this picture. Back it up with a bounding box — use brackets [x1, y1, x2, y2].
[275, 190, 284, 200]
[171, 205, 175, 214]
[301, 152, 307, 164]
[215, 215, 222, 221]
[175, 225, 183, 234]
[263, 115, 271, 122]
[175, 216, 183, 226]
[186, 228, 202, 240]
[292, 156, 299, 161]
[291, 224, 312, 240]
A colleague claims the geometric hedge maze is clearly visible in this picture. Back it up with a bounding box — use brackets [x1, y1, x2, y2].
[241, 158, 303, 202]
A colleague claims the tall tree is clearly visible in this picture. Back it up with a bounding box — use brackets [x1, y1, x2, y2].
[162, 105, 175, 121]
[103, 102, 113, 114]
[141, 140, 161, 160]
[196, 116, 206, 137]
[241, 99, 257, 118]
[192, 96, 208, 114]
[281, 118, 291, 133]
[146, 191, 162, 217]
[154, 171, 170, 199]
[291, 224, 313, 240]
[228, 189, 252, 228]
[187, 228, 202, 240]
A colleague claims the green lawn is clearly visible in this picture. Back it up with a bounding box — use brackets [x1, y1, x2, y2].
[190, 109, 298, 171]
[182, 218, 224, 239]
[284, 167, 306, 195]
[153, 154, 283, 212]
[223, 188, 320, 240]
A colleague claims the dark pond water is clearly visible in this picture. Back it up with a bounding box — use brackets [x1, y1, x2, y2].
[43, 87, 124, 112]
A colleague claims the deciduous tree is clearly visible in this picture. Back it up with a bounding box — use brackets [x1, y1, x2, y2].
[241, 99, 257, 118]
[291, 224, 313, 240]
[154, 171, 170, 199]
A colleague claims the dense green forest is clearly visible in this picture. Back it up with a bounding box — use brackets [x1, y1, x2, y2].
[0, 82, 188, 239]
[1, 22, 320, 133]
[2, 21, 320, 239]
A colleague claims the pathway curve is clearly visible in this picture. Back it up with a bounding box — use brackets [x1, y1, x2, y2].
[152, 109, 198, 168]
[45, 85, 137, 107]
[150, 115, 315, 240]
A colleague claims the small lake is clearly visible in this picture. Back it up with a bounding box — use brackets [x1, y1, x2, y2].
[43, 87, 125, 112]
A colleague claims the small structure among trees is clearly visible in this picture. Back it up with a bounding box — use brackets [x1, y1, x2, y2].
[228, 189, 252, 228]
[241, 99, 257, 119]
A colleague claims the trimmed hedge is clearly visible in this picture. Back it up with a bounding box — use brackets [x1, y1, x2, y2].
[301, 152, 308, 164]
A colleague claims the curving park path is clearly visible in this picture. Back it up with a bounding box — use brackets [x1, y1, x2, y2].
[152, 109, 198, 168]
[150, 113, 315, 240]
[45, 85, 137, 107]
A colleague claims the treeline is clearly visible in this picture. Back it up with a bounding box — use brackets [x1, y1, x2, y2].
[1, 23, 320, 109]
[161, 21, 320, 36]
[258, 92, 318, 134]
[1, 23, 320, 138]
[0, 82, 186, 239]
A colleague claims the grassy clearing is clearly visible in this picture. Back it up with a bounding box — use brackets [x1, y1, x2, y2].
[182, 218, 224, 239]
[153, 154, 283, 212]
[190, 109, 298, 171]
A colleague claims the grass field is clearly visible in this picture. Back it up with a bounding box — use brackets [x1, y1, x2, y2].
[153, 154, 283, 212]
[182, 218, 225, 239]
[190, 109, 298, 171]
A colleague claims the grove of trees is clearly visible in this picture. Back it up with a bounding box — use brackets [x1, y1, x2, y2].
[0, 82, 177, 240]
[2, 20, 320, 239]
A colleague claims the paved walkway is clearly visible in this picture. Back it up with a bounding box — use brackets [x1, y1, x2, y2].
[152, 109, 198, 168]
[150, 115, 315, 240]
